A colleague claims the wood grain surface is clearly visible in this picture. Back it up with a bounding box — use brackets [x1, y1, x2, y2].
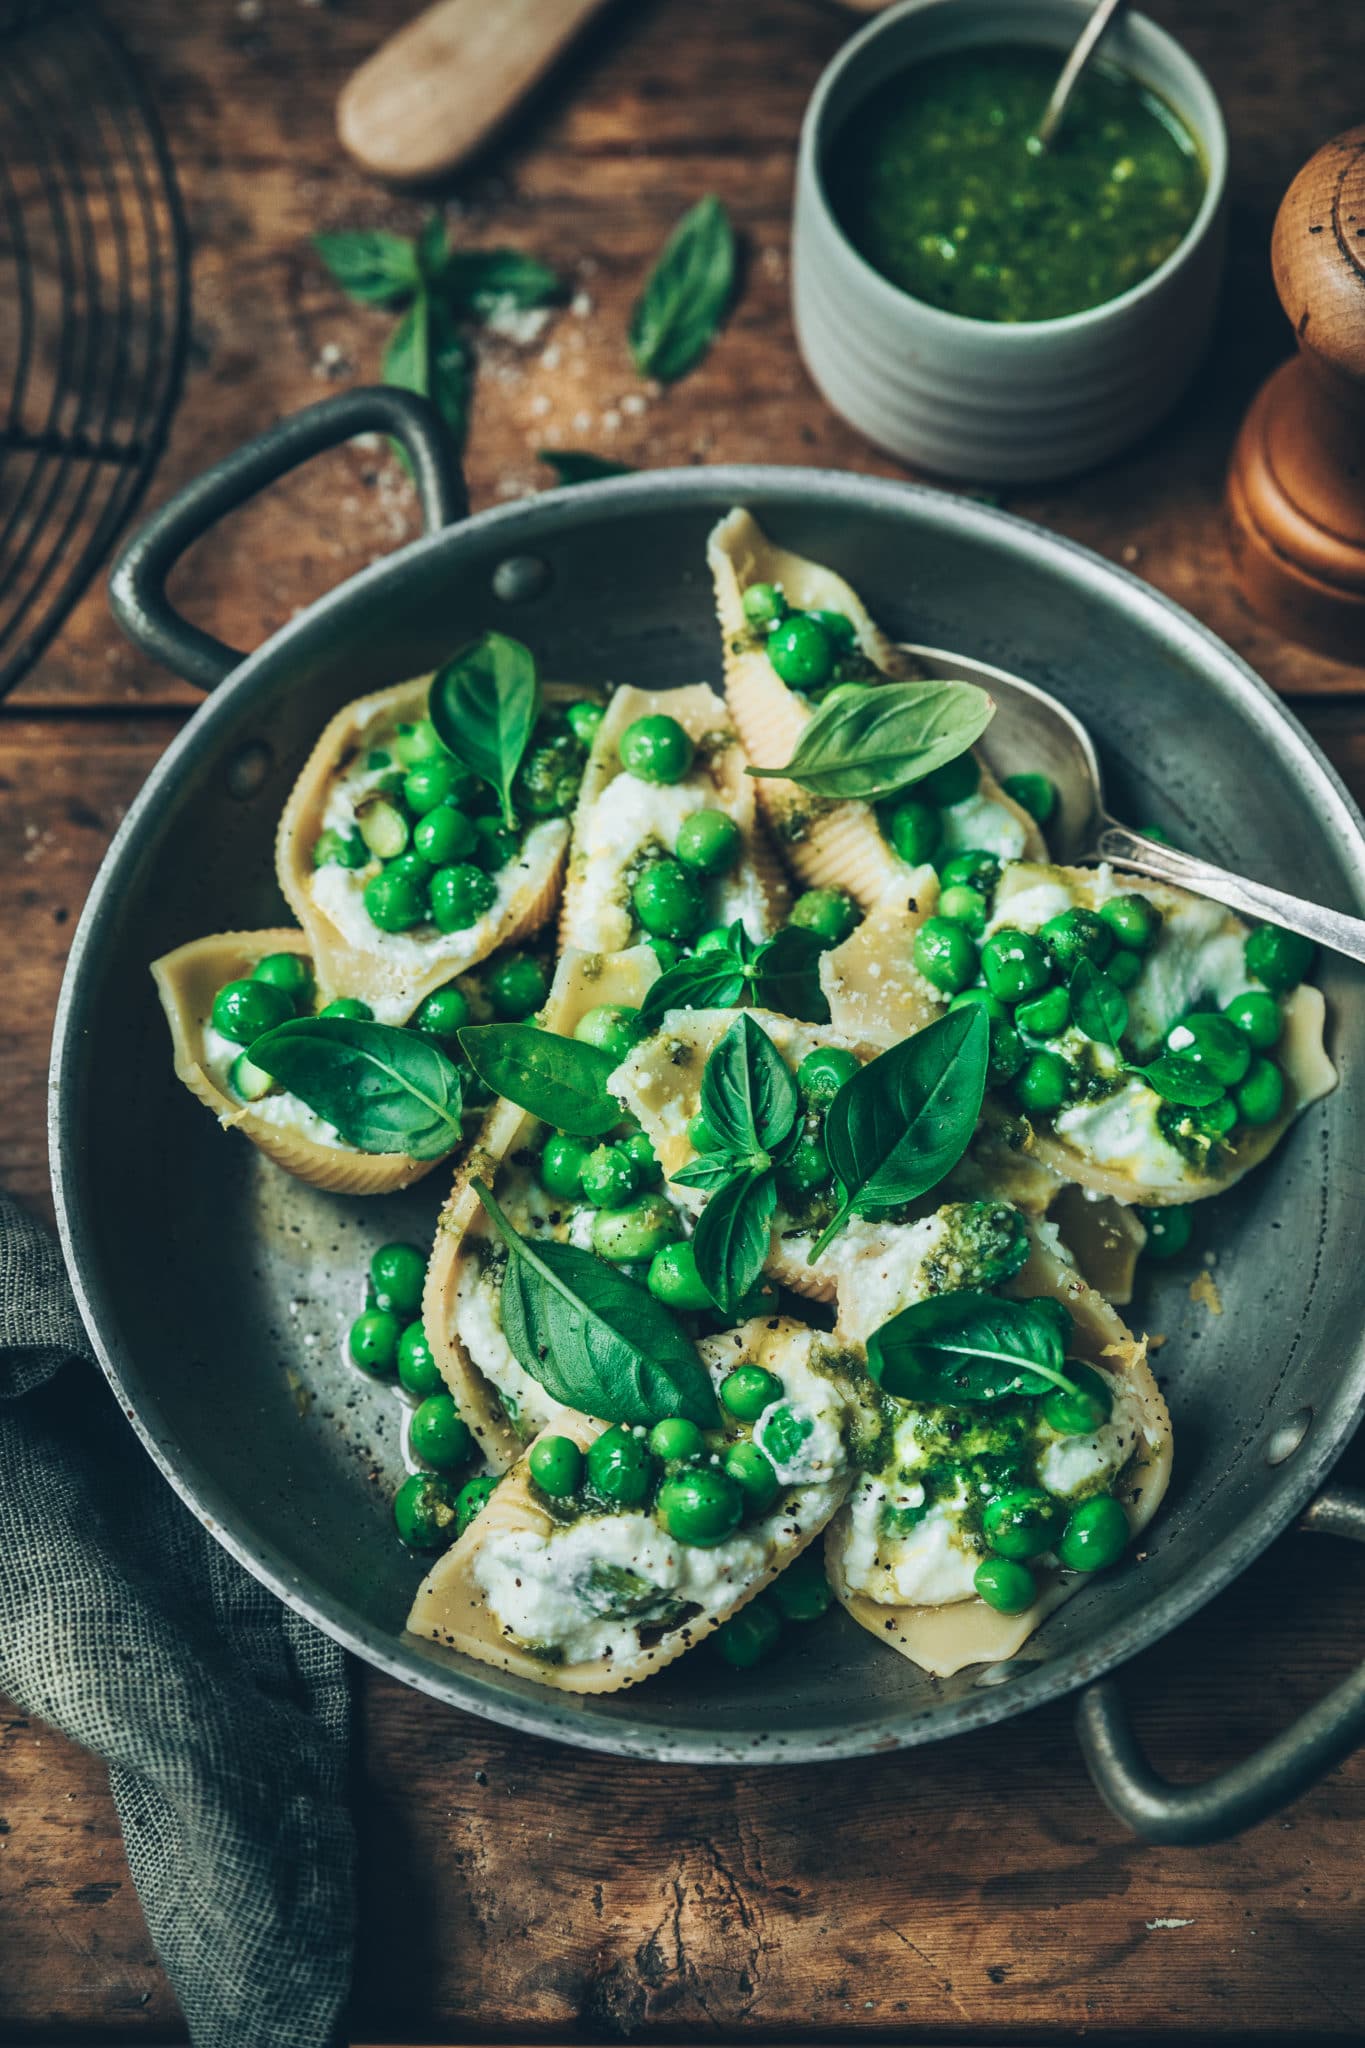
[3, 0, 1365, 2038]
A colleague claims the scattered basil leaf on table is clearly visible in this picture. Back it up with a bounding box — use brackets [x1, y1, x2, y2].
[750, 925, 830, 1023]
[1070, 959, 1128, 1049]
[249, 1018, 463, 1159]
[629, 194, 736, 383]
[691, 1168, 776, 1319]
[868, 1291, 1080, 1404]
[430, 631, 540, 828]
[313, 229, 420, 306]
[699, 1013, 798, 1164]
[457, 1025, 619, 1139]
[1137, 1055, 1227, 1108]
[538, 450, 636, 487]
[475, 1182, 718, 1427]
[810, 1004, 990, 1260]
[441, 249, 562, 312]
[748, 680, 995, 803]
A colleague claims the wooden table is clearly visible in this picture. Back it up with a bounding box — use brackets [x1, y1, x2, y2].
[4, 0, 1365, 2038]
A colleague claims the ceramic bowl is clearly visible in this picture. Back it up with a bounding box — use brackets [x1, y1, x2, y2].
[791, 0, 1228, 482]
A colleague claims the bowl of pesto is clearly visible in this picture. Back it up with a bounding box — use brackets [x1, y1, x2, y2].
[792, 0, 1227, 481]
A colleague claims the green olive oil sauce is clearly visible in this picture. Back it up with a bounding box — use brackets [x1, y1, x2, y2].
[828, 46, 1205, 324]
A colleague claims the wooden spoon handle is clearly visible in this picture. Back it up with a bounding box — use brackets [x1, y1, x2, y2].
[337, 0, 613, 185]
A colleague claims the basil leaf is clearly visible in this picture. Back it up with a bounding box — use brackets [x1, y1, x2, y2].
[313, 229, 419, 306]
[249, 1018, 462, 1159]
[475, 1183, 718, 1426]
[457, 1024, 619, 1139]
[699, 1013, 798, 1163]
[868, 1291, 1078, 1405]
[749, 680, 995, 803]
[382, 290, 470, 451]
[441, 249, 561, 312]
[1070, 959, 1128, 1049]
[430, 631, 540, 828]
[629, 194, 736, 383]
[811, 1005, 990, 1260]
[382, 289, 430, 395]
[670, 1153, 740, 1193]
[752, 925, 830, 1024]
[638, 954, 748, 1032]
[691, 1168, 775, 1319]
[1139, 1056, 1227, 1108]
[539, 450, 635, 487]
[417, 212, 448, 283]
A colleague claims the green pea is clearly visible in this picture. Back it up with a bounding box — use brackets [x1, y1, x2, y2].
[356, 796, 410, 861]
[1107, 947, 1142, 990]
[251, 952, 314, 1008]
[619, 714, 694, 786]
[694, 925, 733, 955]
[806, 607, 857, 647]
[722, 1440, 782, 1516]
[211, 978, 294, 1046]
[412, 984, 470, 1044]
[229, 1050, 275, 1102]
[987, 1020, 1027, 1085]
[586, 1425, 656, 1507]
[712, 1592, 782, 1667]
[539, 1132, 589, 1199]
[566, 700, 605, 747]
[312, 826, 368, 870]
[1058, 1494, 1128, 1572]
[1040, 907, 1113, 972]
[529, 1433, 584, 1497]
[913, 915, 979, 994]
[1100, 892, 1161, 951]
[318, 996, 373, 1021]
[1001, 772, 1056, 825]
[981, 928, 1051, 1003]
[1236, 1055, 1285, 1126]
[581, 1144, 640, 1209]
[632, 858, 703, 941]
[886, 797, 942, 866]
[797, 1045, 860, 1104]
[938, 849, 1000, 894]
[393, 717, 444, 766]
[1165, 1013, 1251, 1088]
[430, 862, 497, 933]
[938, 883, 988, 934]
[721, 1364, 783, 1422]
[790, 889, 860, 947]
[370, 1242, 426, 1316]
[1245, 923, 1315, 994]
[768, 614, 834, 688]
[983, 1487, 1065, 1561]
[364, 865, 429, 933]
[514, 733, 585, 818]
[488, 953, 549, 1021]
[397, 1321, 444, 1398]
[647, 937, 684, 974]
[974, 1557, 1037, 1613]
[742, 581, 787, 630]
[350, 1307, 401, 1378]
[1041, 1363, 1113, 1436]
[949, 986, 1008, 1022]
[688, 1110, 722, 1154]
[779, 1134, 832, 1197]
[1224, 989, 1282, 1050]
[1015, 1049, 1072, 1115]
[920, 750, 980, 806]
[621, 1129, 660, 1186]
[473, 817, 519, 871]
[676, 808, 741, 876]
[575, 1003, 644, 1061]
[404, 755, 464, 814]
[393, 1472, 460, 1551]
[451, 1474, 497, 1536]
[770, 1549, 834, 1622]
[591, 1194, 681, 1263]
[413, 805, 477, 866]
[659, 1467, 744, 1545]
[648, 1416, 707, 1463]
[1193, 1094, 1238, 1141]
[410, 1393, 474, 1470]
[1015, 984, 1070, 1038]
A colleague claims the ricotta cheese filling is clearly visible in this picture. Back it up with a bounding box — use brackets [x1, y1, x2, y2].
[939, 791, 1029, 864]
[569, 760, 769, 952]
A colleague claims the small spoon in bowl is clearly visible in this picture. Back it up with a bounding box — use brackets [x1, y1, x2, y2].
[904, 643, 1365, 967]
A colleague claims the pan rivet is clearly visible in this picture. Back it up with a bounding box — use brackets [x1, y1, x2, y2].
[492, 554, 551, 604]
[226, 740, 272, 799]
[1266, 1407, 1313, 1465]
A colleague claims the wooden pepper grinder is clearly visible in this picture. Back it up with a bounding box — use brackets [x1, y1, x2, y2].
[1227, 126, 1365, 663]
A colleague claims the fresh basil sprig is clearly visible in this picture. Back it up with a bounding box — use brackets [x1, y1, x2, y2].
[313, 229, 419, 305]
[1070, 959, 1128, 1049]
[248, 1017, 463, 1159]
[639, 920, 830, 1032]
[698, 1012, 798, 1165]
[430, 631, 539, 828]
[457, 1024, 620, 1139]
[475, 1182, 718, 1427]
[629, 194, 736, 383]
[867, 1291, 1082, 1405]
[538, 450, 636, 487]
[748, 680, 995, 803]
[809, 1005, 990, 1261]
[691, 1169, 776, 1320]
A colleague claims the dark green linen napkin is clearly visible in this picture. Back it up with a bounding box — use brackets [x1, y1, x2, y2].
[0, 1193, 354, 2047]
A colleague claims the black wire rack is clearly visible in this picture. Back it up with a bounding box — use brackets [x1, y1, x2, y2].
[0, 0, 190, 699]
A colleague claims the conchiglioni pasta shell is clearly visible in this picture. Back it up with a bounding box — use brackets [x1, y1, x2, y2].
[423, 944, 661, 1473]
[826, 1230, 1172, 1678]
[560, 682, 789, 952]
[151, 929, 442, 1194]
[407, 1319, 849, 1693]
[707, 508, 1047, 905]
[276, 677, 575, 1023]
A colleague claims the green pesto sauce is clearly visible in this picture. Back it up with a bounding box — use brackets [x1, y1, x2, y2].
[828, 45, 1205, 324]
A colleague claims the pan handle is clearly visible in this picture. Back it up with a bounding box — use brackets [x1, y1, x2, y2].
[1077, 1484, 1365, 1844]
[108, 386, 467, 692]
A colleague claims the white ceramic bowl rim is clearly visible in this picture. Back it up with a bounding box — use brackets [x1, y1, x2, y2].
[802, 0, 1230, 338]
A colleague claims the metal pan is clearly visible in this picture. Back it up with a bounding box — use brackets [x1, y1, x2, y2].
[50, 386, 1365, 1842]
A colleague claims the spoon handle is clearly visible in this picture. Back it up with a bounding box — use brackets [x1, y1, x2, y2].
[1096, 823, 1365, 967]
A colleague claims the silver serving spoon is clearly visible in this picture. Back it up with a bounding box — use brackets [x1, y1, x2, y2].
[1032, 0, 1128, 151]
[906, 644, 1365, 968]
